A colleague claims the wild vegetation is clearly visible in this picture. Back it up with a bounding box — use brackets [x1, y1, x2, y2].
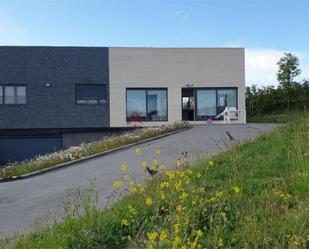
[1, 112, 308, 249]
[0, 122, 189, 179]
[246, 53, 309, 118]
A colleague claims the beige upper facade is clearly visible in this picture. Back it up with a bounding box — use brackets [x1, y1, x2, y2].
[108, 47, 245, 127]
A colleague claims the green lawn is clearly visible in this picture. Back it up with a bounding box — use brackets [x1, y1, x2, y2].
[1, 113, 309, 249]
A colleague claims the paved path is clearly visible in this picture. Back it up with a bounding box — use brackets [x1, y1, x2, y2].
[0, 124, 279, 238]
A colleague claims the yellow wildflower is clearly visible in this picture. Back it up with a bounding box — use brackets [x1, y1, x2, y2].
[218, 238, 224, 247]
[160, 191, 166, 200]
[173, 223, 180, 233]
[175, 181, 183, 191]
[138, 183, 145, 193]
[121, 164, 128, 171]
[196, 229, 203, 238]
[122, 235, 132, 241]
[123, 174, 130, 180]
[160, 181, 169, 189]
[152, 159, 159, 166]
[142, 160, 148, 168]
[155, 148, 161, 155]
[176, 205, 185, 212]
[220, 212, 226, 218]
[233, 186, 241, 194]
[130, 180, 135, 187]
[135, 148, 142, 155]
[147, 231, 158, 241]
[113, 181, 124, 189]
[216, 191, 224, 198]
[145, 197, 154, 206]
[166, 171, 175, 179]
[159, 229, 168, 242]
[121, 219, 129, 226]
[128, 205, 137, 215]
[130, 187, 137, 193]
[207, 160, 214, 167]
[180, 192, 188, 200]
[173, 236, 181, 248]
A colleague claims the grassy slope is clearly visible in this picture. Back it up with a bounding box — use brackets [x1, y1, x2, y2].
[247, 110, 308, 123]
[1, 113, 309, 249]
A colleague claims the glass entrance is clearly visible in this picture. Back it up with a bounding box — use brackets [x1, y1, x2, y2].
[182, 88, 237, 121]
[182, 88, 195, 121]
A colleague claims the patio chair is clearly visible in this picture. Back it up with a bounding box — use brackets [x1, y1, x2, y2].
[215, 106, 240, 124]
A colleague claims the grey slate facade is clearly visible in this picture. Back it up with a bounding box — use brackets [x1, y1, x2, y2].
[0, 46, 109, 129]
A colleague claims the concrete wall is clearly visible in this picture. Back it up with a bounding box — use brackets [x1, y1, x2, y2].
[0, 46, 110, 129]
[108, 47, 245, 127]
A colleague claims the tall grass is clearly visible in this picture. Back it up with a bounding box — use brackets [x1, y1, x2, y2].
[1, 113, 309, 249]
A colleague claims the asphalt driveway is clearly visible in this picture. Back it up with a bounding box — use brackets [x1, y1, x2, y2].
[0, 124, 280, 238]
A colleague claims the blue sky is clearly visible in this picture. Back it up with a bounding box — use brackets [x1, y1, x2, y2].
[0, 0, 308, 86]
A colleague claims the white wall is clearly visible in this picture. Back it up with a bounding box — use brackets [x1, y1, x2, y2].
[109, 48, 245, 127]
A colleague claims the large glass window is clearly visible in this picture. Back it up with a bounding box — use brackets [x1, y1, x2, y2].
[126, 89, 167, 121]
[127, 90, 147, 120]
[217, 89, 237, 114]
[195, 88, 237, 120]
[75, 84, 107, 105]
[196, 90, 216, 119]
[1, 85, 26, 104]
[147, 90, 167, 121]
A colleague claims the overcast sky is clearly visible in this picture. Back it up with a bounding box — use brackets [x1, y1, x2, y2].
[0, 0, 308, 87]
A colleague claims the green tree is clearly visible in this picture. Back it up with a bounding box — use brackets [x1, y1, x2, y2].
[277, 53, 301, 111]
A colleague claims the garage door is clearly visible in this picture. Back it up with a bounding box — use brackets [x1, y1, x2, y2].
[0, 135, 63, 166]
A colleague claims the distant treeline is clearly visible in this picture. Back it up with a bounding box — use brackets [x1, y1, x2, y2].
[246, 52, 309, 117]
[246, 81, 309, 117]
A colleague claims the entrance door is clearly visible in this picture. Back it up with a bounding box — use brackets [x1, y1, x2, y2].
[182, 88, 195, 121]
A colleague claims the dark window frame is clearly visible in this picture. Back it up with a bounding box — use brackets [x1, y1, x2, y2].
[126, 88, 168, 122]
[0, 85, 27, 105]
[180, 87, 238, 121]
[75, 84, 107, 105]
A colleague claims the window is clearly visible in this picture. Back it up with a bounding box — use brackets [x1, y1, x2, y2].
[217, 89, 237, 114]
[16, 86, 27, 104]
[0, 85, 26, 104]
[75, 84, 107, 105]
[4, 86, 15, 104]
[196, 90, 216, 119]
[195, 88, 237, 120]
[127, 90, 146, 119]
[126, 89, 167, 121]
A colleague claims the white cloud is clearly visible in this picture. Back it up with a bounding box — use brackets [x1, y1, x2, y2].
[175, 10, 190, 20]
[245, 48, 309, 87]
